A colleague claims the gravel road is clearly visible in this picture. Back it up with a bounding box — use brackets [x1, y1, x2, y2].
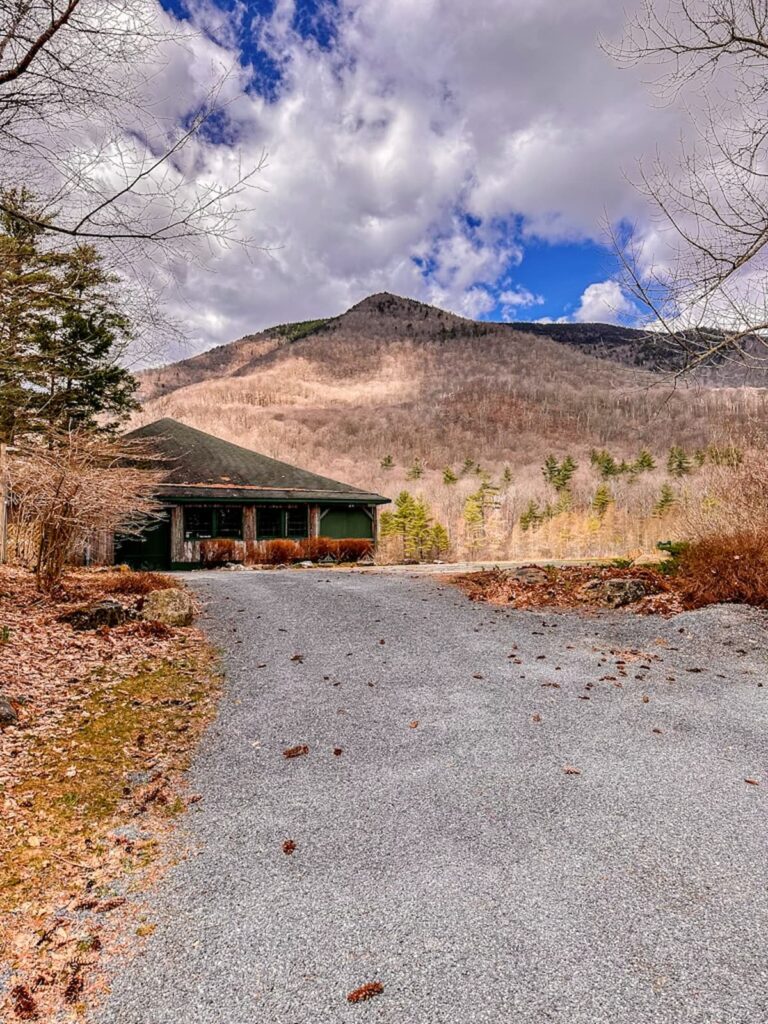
[98, 570, 768, 1024]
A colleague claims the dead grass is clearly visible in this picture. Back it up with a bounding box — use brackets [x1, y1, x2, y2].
[0, 567, 220, 1023]
[677, 532, 768, 609]
[100, 570, 182, 595]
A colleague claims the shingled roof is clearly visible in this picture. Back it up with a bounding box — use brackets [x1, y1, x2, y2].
[125, 418, 389, 504]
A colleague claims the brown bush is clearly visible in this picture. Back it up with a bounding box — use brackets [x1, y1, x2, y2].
[103, 570, 181, 595]
[297, 536, 336, 560]
[677, 532, 768, 609]
[331, 538, 374, 562]
[245, 539, 302, 565]
[199, 539, 244, 565]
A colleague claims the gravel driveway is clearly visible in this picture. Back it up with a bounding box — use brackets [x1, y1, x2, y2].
[98, 570, 768, 1024]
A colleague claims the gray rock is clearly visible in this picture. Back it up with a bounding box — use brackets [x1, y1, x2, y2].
[582, 577, 649, 607]
[511, 565, 549, 585]
[0, 696, 18, 726]
[141, 588, 194, 627]
[298, 560, 314, 568]
[61, 598, 135, 630]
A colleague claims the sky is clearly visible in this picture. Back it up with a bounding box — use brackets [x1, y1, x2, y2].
[150, 0, 682, 353]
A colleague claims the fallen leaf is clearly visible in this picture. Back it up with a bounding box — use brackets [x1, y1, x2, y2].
[563, 765, 581, 776]
[11, 984, 37, 1020]
[283, 744, 309, 759]
[290, 654, 305, 663]
[282, 839, 297, 854]
[333, 747, 343, 756]
[532, 713, 541, 723]
[409, 720, 419, 729]
[642, 695, 650, 704]
[347, 982, 384, 1004]
[745, 778, 760, 786]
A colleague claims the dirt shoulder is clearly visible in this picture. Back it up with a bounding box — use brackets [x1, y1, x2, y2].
[0, 568, 221, 1023]
[449, 563, 685, 615]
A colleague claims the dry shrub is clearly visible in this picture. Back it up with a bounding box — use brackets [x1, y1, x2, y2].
[331, 538, 373, 561]
[677, 532, 768, 608]
[297, 536, 336, 560]
[103, 570, 180, 595]
[199, 538, 244, 565]
[245, 539, 302, 565]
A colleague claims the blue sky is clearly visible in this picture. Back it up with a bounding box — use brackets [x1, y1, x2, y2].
[153, 0, 674, 348]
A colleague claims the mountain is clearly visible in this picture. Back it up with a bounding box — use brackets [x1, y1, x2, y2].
[133, 292, 768, 559]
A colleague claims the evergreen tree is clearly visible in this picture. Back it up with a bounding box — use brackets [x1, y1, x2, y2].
[0, 191, 137, 441]
[653, 483, 677, 517]
[543, 454, 577, 492]
[707, 444, 743, 467]
[380, 490, 417, 558]
[634, 449, 655, 472]
[667, 446, 692, 478]
[442, 466, 458, 485]
[590, 448, 619, 478]
[461, 457, 475, 476]
[406, 457, 424, 480]
[693, 448, 707, 467]
[520, 499, 544, 532]
[501, 465, 513, 488]
[380, 454, 395, 471]
[409, 497, 433, 558]
[592, 483, 614, 518]
[428, 522, 450, 559]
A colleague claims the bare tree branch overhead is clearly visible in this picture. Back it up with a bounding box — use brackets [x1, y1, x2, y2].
[0, 0, 262, 258]
[608, 1, 768, 370]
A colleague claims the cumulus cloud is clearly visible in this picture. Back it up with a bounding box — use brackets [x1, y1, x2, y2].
[126, 0, 686, 356]
[572, 280, 636, 324]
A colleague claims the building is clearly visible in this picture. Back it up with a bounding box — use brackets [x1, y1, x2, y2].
[115, 419, 389, 570]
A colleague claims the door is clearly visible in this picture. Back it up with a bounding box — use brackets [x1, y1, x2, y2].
[114, 513, 171, 571]
[320, 506, 373, 539]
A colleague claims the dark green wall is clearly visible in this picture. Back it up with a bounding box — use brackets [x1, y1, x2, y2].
[320, 507, 374, 539]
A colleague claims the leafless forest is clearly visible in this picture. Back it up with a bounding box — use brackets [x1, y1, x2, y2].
[135, 294, 767, 559]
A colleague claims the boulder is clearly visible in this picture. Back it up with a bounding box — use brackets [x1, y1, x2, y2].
[140, 587, 194, 627]
[61, 599, 135, 630]
[582, 578, 649, 608]
[0, 696, 18, 726]
[511, 565, 549, 585]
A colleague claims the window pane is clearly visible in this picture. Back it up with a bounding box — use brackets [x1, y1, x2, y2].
[217, 506, 243, 539]
[286, 507, 308, 537]
[258, 507, 282, 539]
[184, 507, 213, 540]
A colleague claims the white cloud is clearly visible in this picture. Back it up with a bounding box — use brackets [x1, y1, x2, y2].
[84, 0, 690, 356]
[572, 280, 636, 324]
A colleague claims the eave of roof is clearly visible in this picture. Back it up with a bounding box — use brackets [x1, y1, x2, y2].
[155, 484, 389, 503]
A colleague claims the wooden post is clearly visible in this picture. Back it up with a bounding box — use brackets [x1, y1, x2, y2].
[309, 504, 321, 538]
[170, 506, 184, 564]
[243, 506, 256, 542]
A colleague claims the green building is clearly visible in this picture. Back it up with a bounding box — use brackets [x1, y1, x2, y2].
[114, 419, 389, 570]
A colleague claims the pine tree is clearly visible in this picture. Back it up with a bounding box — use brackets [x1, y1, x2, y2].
[428, 522, 450, 559]
[543, 454, 577, 492]
[406, 457, 424, 480]
[380, 454, 395, 470]
[0, 191, 137, 441]
[667, 446, 692, 478]
[501, 465, 513, 488]
[590, 448, 619, 478]
[380, 490, 418, 558]
[592, 483, 614, 518]
[634, 449, 655, 472]
[409, 497, 432, 558]
[461, 457, 475, 476]
[520, 499, 543, 532]
[653, 483, 677, 517]
[442, 466, 458, 485]
[693, 448, 707, 467]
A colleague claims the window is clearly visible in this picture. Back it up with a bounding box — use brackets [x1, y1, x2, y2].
[217, 506, 243, 539]
[257, 507, 282, 539]
[286, 507, 308, 537]
[184, 506, 243, 541]
[184, 507, 213, 540]
[256, 506, 310, 540]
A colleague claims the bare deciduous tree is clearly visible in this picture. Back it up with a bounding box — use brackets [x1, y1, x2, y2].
[8, 429, 164, 589]
[609, 1, 768, 370]
[0, 0, 262, 270]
